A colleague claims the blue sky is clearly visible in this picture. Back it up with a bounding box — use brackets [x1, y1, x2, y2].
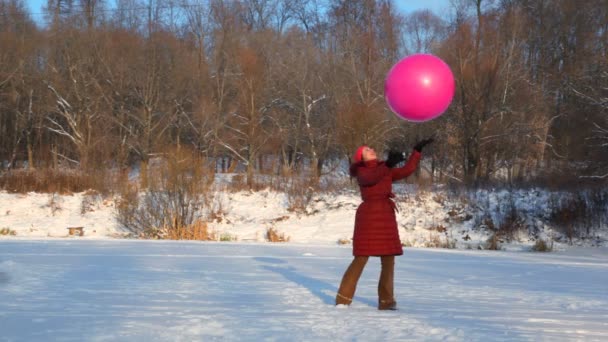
[397, 0, 451, 14]
[25, 0, 451, 25]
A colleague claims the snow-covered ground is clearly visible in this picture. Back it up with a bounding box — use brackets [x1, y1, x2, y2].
[1, 240, 607, 341]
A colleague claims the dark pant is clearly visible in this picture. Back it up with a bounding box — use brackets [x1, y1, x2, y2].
[335, 255, 396, 309]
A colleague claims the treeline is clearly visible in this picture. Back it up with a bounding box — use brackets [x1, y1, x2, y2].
[1, 0, 607, 187]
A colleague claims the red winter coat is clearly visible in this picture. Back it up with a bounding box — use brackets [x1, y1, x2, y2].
[349, 151, 421, 256]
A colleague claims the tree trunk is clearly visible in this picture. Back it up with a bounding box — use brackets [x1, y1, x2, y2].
[140, 159, 149, 189]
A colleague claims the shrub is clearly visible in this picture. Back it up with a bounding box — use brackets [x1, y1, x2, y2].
[497, 203, 527, 241]
[266, 227, 290, 242]
[116, 147, 215, 238]
[227, 174, 248, 192]
[485, 233, 501, 250]
[165, 220, 216, 241]
[401, 240, 413, 247]
[207, 192, 230, 223]
[432, 193, 447, 205]
[427, 224, 447, 233]
[116, 183, 139, 229]
[531, 239, 553, 252]
[337, 238, 351, 245]
[424, 224, 456, 249]
[0, 228, 17, 236]
[286, 177, 315, 214]
[477, 200, 526, 244]
[547, 191, 601, 244]
[423, 232, 456, 249]
[219, 232, 237, 241]
[80, 190, 101, 215]
[424, 233, 443, 248]
[47, 193, 62, 216]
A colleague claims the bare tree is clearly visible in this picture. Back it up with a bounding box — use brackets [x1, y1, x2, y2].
[221, 38, 276, 186]
[402, 9, 446, 54]
[44, 32, 109, 170]
[0, 0, 40, 168]
[112, 0, 146, 32]
[327, 0, 403, 157]
[270, 26, 333, 180]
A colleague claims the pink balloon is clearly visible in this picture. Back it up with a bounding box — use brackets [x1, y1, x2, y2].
[385, 54, 455, 122]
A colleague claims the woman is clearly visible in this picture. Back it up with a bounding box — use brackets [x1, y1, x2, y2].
[336, 138, 433, 310]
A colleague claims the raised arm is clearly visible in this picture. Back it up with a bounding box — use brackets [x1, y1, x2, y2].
[391, 150, 421, 181]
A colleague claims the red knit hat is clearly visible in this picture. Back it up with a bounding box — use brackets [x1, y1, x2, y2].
[353, 145, 367, 163]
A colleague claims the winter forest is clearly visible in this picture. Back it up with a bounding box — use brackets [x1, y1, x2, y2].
[1, 0, 608, 245]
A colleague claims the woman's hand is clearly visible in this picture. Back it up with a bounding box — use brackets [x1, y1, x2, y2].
[413, 138, 434, 152]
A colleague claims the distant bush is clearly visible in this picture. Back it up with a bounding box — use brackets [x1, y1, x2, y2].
[80, 190, 102, 215]
[547, 190, 608, 244]
[286, 177, 315, 214]
[423, 231, 456, 249]
[531, 239, 553, 252]
[226, 174, 248, 192]
[116, 147, 215, 239]
[266, 227, 290, 242]
[0, 228, 16, 236]
[401, 239, 414, 248]
[207, 193, 230, 223]
[219, 232, 237, 242]
[46, 193, 62, 216]
[165, 220, 216, 241]
[497, 203, 527, 241]
[485, 233, 502, 250]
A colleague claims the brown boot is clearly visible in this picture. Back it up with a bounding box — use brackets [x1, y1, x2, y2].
[335, 256, 369, 306]
[335, 292, 353, 306]
[378, 256, 397, 310]
[378, 299, 397, 310]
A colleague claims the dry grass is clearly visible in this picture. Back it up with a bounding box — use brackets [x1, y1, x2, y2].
[401, 239, 414, 247]
[422, 224, 456, 248]
[423, 232, 456, 249]
[0, 228, 17, 236]
[0, 168, 111, 194]
[424, 234, 443, 248]
[485, 233, 502, 250]
[219, 232, 238, 241]
[427, 224, 447, 233]
[531, 239, 553, 252]
[337, 238, 351, 245]
[165, 220, 216, 241]
[266, 227, 290, 242]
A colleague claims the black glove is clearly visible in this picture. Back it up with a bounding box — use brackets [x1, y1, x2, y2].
[385, 150, 405, 168]
[413, 138, 434, 152]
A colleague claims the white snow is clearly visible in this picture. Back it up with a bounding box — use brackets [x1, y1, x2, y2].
[1, 240, 607, 341]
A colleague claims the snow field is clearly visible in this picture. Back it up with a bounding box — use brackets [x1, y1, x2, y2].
[1, 240, 607, 341]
